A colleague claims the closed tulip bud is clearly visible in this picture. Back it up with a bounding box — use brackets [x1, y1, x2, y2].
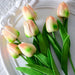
[22, 5, 37, 20]
[7, 43, 21, 58]
[46, 16, 58, 33]
[18, 43, 36, 57]
[2, 26, 20, 43]
[24, 20, 39, 37]
[57, 2, 69, 18]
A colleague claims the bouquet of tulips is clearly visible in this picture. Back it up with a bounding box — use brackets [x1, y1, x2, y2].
[2, 2, 75, 75]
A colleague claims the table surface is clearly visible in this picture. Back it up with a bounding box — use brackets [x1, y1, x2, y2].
[0, 0, 16, 75]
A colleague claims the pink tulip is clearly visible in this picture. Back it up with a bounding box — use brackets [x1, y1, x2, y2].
[18, 43, 36, 57]
[24, 20, 39, 37]
[22, 5, 37, 20]
[2, 26, 20, 43]
[7, 43, 21, 58]
[57, 2, 69, 18]
[46, 16, 58, 33]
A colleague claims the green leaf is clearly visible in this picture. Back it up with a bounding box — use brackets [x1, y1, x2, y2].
[35, 32, 49, 55]
[61, 35, 70, 75]
[26, 56, 36, 64]
[63, 17, 75, 74]
[16, 67, 43, 75]
[47, 34, 61, 62]
[57, 19, 68, 42]
[47, 49, 51, 68]
[26, 64, 53, 75]
[69, 50, 75, 74]
[63, 18, 68, 32]
[42, 24, 50, 48]
[34, 53, 49, 67]
[57, 19, 69, 75]
[47, 49, 60, 75]
[52, 32, 62, 51]
[33, 37, 40, 53]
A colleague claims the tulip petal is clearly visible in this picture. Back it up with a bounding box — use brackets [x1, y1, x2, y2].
[2, 26, 20, 43]
[18, 43, 36, 57]
[7, 43, 21, 58]
[24, 20, 39, 37]
[22, 5, 37, 20]
[57, 2, 69, 18]
[46, 16, 58, 33]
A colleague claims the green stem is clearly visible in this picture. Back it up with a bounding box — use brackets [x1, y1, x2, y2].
[52, 32, 56, 39]
[34, 32, 50, 56]
[63, 18, 68, 32]
[52, 32, 62, 51]
[47, 34, 61, 62]
[20, 55, 27, 61]
[63, 18, 75, 74]
[69, 51, 75, 74]
[16, 39, 21, 44]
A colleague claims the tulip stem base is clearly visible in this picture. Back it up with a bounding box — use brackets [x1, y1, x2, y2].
[52, 32, 56, 39]
[69, 51, 75, 74]
[20, 55, 27, 61]
[16, 39, 21, 44]
[14, 39, 21, 45]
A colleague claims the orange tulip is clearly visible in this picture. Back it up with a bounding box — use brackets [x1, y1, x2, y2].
[24, 20, 39, 37]
[57, 2, 69, 18]
[22, 5, 37, 20]
[18, 43, 36, 57]
[2, 26, 20, 43]
[7, 43, 21, 58]
[46, 16, 58, 33]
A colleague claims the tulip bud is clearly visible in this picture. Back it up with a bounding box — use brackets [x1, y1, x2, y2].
[46, 16, 58, 33]
[7, 43, 21, 58]
[18, 43, 36, 57]
[22, 5, 37, 20]
[24, 20, 39, 37]
[2, 26, 20, 43]
[57, 2, 69, 18]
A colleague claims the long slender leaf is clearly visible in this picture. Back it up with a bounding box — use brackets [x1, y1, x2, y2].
[35, 32, 48, 55]
[63, 18, 68, 32]
[57, 19, 69, 75]
[47, 34, 61, 62]
[42, 24, 50, 48]
[33, 37, 40, 54]
[61, 35, 70, 75]
[47, 49, 51, 68]
[63, 18, 75, 74]
[26, 64, 53, 75]
[57, 19, 68, 42]
[16, 67, 43, 75]
[53, 38, 62, 51]
[47, 49, 60, 75]
[34, 53, 49, 67]
[26, 56, 36, 64]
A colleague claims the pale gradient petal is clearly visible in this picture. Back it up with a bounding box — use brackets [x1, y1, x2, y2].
[57, 2, 69, 17]
[24, 20, 39, 37]
[18, 43, 36, 57]
[46, 16, 58, 33]
[7, 43, 21, 58]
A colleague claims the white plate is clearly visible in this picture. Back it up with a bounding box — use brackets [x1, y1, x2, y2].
[0, 0, 75, 75]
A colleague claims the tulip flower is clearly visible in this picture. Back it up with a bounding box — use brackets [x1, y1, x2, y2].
[7, 43, 21, 58]
[24, 20, 39, 37]
[2, 26, 20, 43]
[18, 43, 36, 57]
[57, 2, 69, 18]
[46, 16, 58, 33]
[22, 5, 37, 20]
